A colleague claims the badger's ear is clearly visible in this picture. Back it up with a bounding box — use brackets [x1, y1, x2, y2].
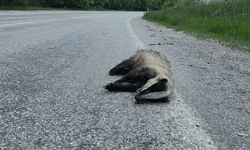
[160, 78, 168, 83]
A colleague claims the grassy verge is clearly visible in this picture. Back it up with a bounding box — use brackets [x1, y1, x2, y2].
[143, 0, 250, 52]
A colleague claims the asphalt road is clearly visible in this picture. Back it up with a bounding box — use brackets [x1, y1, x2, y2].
[0, 11, 249, 150]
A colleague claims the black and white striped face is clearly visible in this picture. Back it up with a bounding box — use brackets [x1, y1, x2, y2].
[135, 76, 172, 102]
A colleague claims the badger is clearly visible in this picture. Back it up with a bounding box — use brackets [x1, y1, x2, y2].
[105, 49, 173, 102]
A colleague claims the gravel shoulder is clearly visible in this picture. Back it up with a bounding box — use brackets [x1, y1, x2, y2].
[130, 16, 250, 149]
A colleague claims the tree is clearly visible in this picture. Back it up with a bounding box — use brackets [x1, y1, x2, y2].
[1, 0, 169, 10]
[1, 0, 6, 6]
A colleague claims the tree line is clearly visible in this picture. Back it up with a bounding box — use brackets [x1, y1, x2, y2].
[0, 0, 167, 11]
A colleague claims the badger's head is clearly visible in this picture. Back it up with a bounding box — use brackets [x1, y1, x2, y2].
[135, 75, 173, 102]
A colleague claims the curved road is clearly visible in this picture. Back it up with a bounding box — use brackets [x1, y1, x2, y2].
[0, 11, 249, 149]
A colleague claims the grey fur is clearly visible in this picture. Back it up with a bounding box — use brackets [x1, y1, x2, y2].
[105, 49, 173, 102]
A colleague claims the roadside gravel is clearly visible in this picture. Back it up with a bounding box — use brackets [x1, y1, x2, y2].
[130, 16, 250, 149]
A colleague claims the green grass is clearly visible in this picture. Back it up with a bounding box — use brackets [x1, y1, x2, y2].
[143, 0, 250, 52]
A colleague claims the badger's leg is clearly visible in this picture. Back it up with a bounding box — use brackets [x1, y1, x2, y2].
[105, 70, 146, 92]
[109, 59, 134, 76]
[105, 82, 141, 92]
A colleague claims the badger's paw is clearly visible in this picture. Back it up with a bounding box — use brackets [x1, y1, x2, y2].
[135, 96, 169, 103]
[104, 83, 117, 91]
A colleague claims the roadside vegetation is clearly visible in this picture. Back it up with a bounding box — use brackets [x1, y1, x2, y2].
[143, 0, 250, 51]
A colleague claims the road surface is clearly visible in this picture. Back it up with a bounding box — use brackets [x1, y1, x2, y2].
[0, 11, 250, 149]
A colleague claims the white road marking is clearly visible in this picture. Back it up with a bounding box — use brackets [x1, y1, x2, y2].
[127, 16, 218, 149]
[0, 19, 66, 27]
[127, 16, 146, 49]
[0, 14, 112, 27]
[168, 91, 218, 149]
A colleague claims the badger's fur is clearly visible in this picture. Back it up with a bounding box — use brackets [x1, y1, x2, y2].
[105, 49, 173, 102]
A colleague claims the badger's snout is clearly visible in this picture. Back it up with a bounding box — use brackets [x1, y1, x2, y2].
[135, 78, 171, 102]
[138, 82, 166, 95]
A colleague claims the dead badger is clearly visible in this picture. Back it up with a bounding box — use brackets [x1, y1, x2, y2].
[105, 49, 173, 102]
